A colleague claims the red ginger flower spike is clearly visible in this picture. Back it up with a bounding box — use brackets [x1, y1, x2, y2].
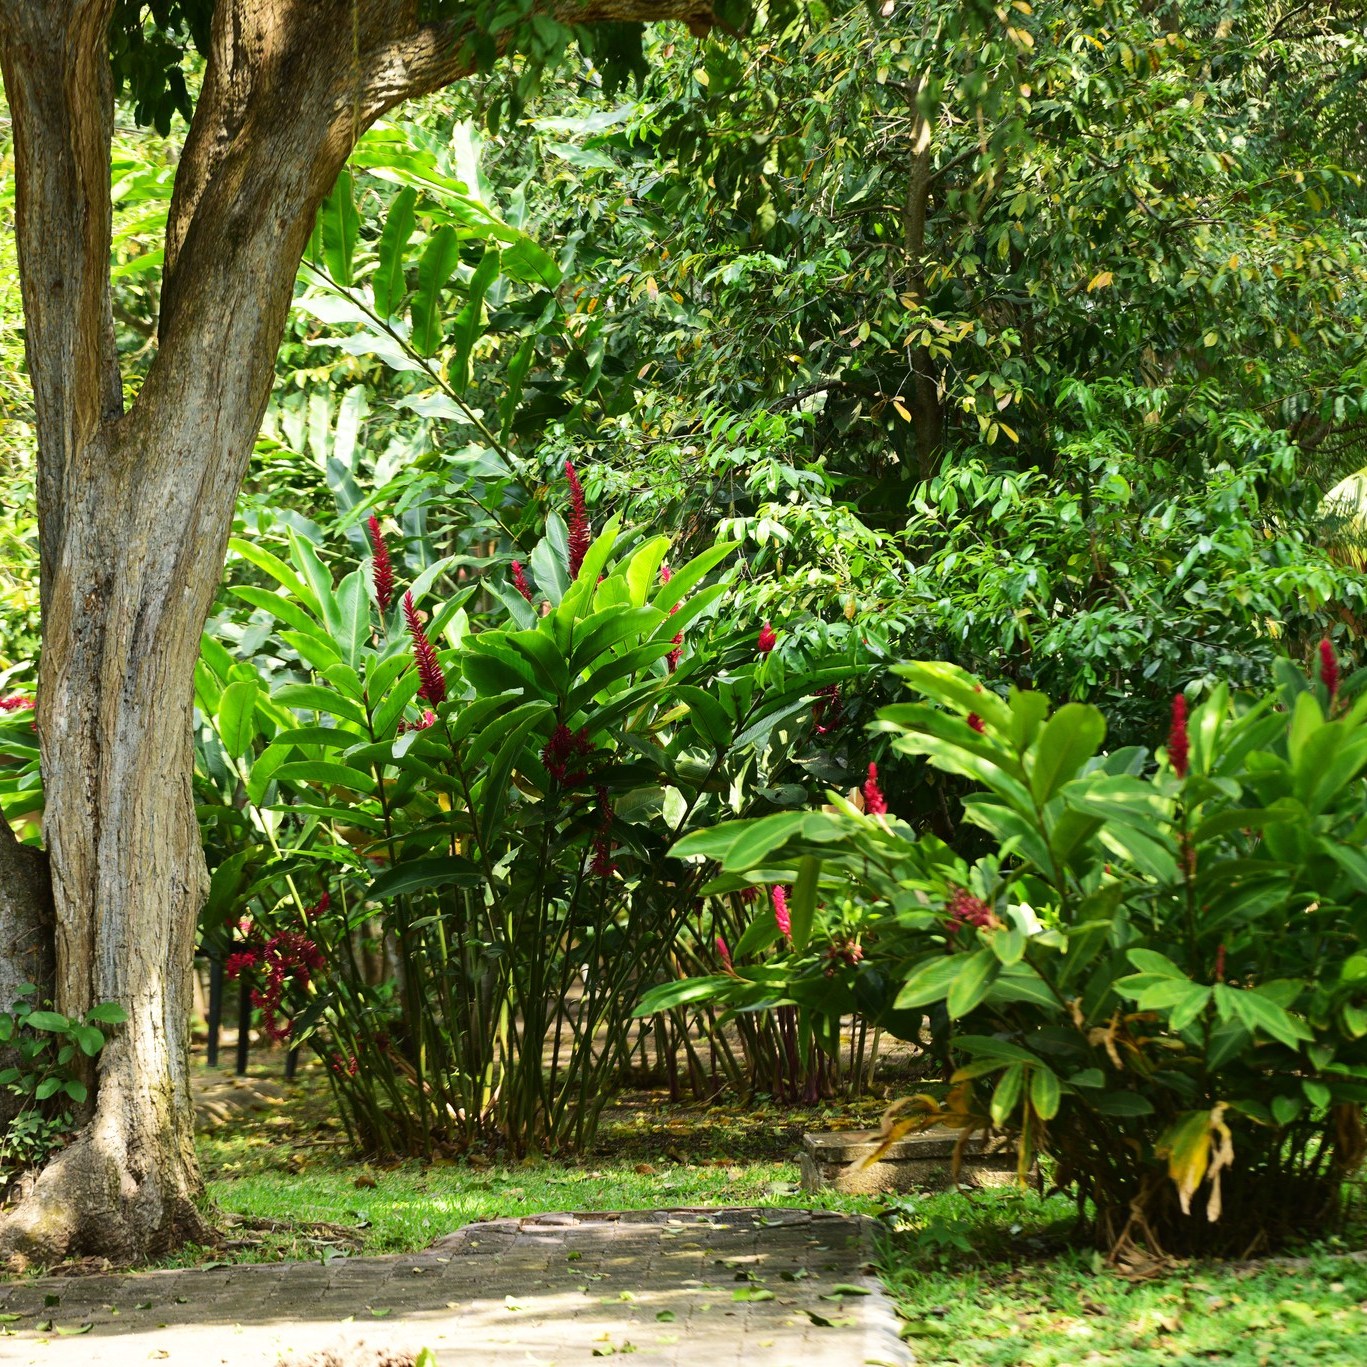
[757, 621, 777, 655]
[659, 562, 674, 584]
[863, 762, 888, 816]
[716, 935, 734, 973]
[967, 712, 985, 734]
[565, 459, 592, 579]
[366, 515, 394, 613]
[772, 886, 791, 941]
[1320, 637, 1340, 702]
[511, 560, 535, 603]
[403, 591, 447, 706]
[0, 695, 34, 711]
[1168, 693, 1189, 780]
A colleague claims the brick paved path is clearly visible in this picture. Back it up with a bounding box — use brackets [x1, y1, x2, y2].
[0, 1208, 908, 1366]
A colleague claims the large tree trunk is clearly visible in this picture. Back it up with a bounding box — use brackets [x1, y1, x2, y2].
[0, 0, 714, 1266]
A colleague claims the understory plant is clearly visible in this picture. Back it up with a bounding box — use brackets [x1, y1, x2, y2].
[671, 651, 1367, 1257]
[0, 988, 126, 1185]
[195, 481, 849, 1156]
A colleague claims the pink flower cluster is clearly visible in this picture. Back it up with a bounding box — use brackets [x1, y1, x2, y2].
[945, 888, 994, 933]
[823, 937, 864, 977]
[396, 710, 436, 735]
[0, 695, 33, 712]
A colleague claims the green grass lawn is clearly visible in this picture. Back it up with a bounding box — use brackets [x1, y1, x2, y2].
[186, 1066, 880, 1264]
[189, 1065, 1367, 1365]
[878, 1184, 1367, 1366]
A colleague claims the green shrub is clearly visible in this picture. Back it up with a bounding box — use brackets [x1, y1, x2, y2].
[192, 488, 850, 1156]
[671, 653, 1367, 1257]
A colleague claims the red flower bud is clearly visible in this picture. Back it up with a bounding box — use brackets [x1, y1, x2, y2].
[863, 762, 888, 816]
[772, 885, 791, 941]
[716, 935, 734, 973]
[511, 560, 535, 602]
[757, 621, 777, 655]
[565, 460, 592, 579]
[967, 712, 985, 733]
[1168, 693, 1189, 780]
[1320, 638, 1340, 701]
[366, 515, 394, 613]
[403, 591, 447, 706]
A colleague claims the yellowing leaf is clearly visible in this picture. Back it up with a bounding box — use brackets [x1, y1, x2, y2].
[893, 399, 913, 423]
[1086, 271, 1114, 292]
[1156, 1103, 1233, 1219]
[999, 423, 1019, 443]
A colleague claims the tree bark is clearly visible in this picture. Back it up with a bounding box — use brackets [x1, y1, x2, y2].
[0, 0, 716, 1265]
[0, 821, 54, 1137]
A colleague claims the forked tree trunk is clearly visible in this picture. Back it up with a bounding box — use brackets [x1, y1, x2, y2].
[0, 0, 713, 1265]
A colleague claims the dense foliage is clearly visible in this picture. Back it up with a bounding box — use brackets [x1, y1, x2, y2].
[672, 653, 1367, 1255]
[2, 2, 1367, 1226]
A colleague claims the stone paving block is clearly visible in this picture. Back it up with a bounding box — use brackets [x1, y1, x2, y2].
[0, 1209, 908, 1367]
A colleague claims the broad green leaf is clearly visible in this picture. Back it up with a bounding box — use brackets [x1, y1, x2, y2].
[411, 225, 460, 356]
[947, 948, 1000, 1019]
[789, 856, 821, 952]
[626, 536, 672, 606]
[333, 569, 371, 669]
[1030, 1066, 1061, 1120]
[228, 536, 318, 612]
[229, 585, 326, 638]
[1028, 703, 1106, 802]
[273, 760, 376, 794]
[653, 540, 740, 612]
[316, 169, 359, 286]
[895, 661, 1014, 730]
[216, 680, 260, 761]
[671, 813, 806, 869]
[365, 856, 484, 902]
[633, 976, 734, 1017]
[991, 1063, 1024, 1125]
[451, 247, 501, 391]
[274, 683, 365, 724]
[373, 186, 417, 319]
[893, 955, 962, 1011]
